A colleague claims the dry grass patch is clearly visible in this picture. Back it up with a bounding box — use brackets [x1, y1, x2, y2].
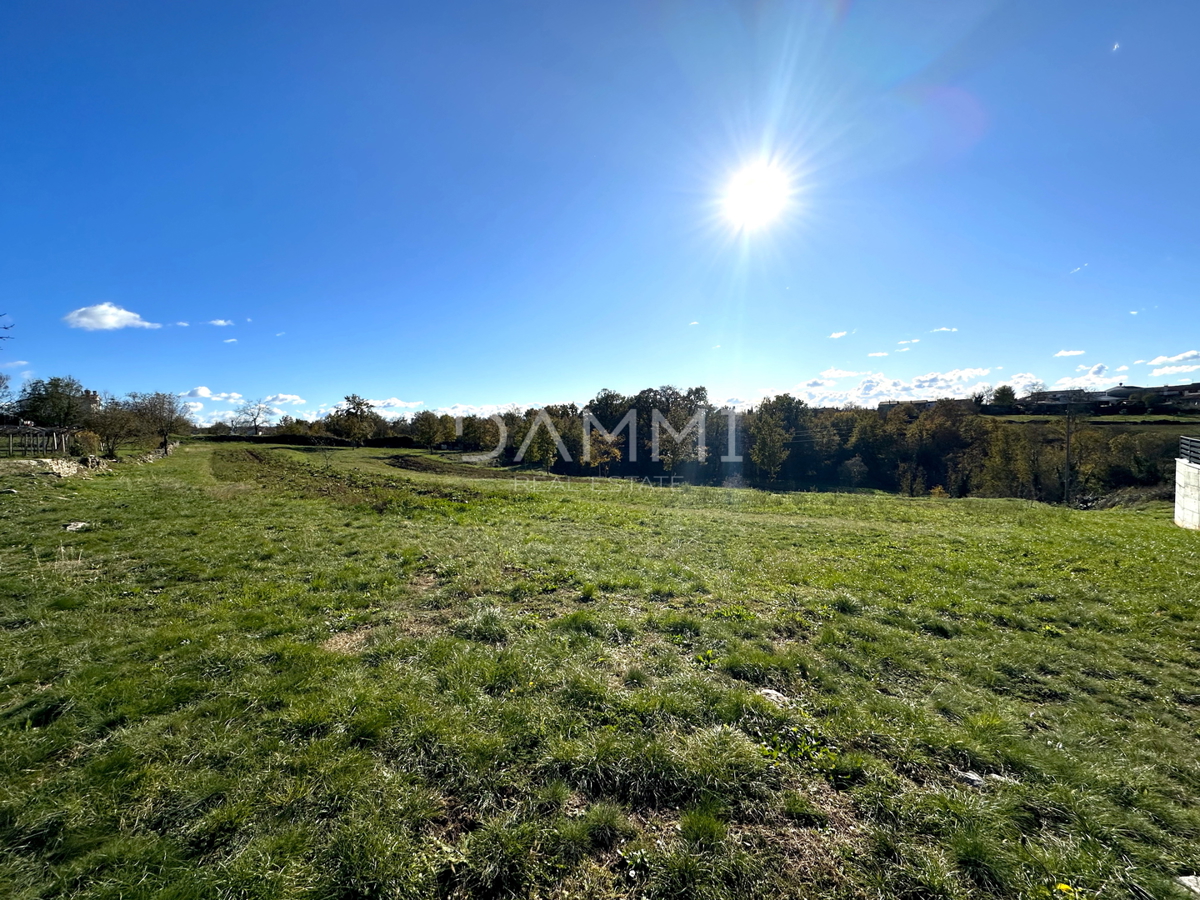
[321, 628, 376, 654]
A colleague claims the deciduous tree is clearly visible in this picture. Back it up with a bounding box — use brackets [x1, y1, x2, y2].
[87, 395, 140, 458]
[17, 376, 89, 427]
[234, 399, 274, 435]
[748, 408, 791, 481]
[326, 395, 382, 446]
[129, 392, 193, 452]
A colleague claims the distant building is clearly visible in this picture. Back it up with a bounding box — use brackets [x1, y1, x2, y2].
[1025, 382, 1200, 413]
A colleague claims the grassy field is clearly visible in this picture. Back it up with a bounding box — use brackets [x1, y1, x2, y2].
[2, 443, 1199, 899]
[995, 414, 1200, 436]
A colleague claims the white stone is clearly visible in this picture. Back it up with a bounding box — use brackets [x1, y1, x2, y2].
[756, 688, 791, 706]
[1178, 875, 1200, 896]
[952, 769, 986, 789]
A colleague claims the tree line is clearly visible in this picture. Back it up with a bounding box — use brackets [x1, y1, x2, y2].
[1, 375, 192, 455]
[269, 386, 1181, 503]
[3, 374, 1180, 500]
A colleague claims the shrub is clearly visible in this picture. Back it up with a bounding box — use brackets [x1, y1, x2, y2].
[72, 430, 101, 456]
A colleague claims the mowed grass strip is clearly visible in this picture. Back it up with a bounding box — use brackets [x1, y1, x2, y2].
[0, 444, 1198, 899]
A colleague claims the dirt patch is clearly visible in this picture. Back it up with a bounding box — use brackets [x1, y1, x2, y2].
[321, 606, 453, 654]
[410, 572, 438, 592]
[321, 629, 375, 654]
[383, 454, 508, 479]
[383, 453, 567, 482]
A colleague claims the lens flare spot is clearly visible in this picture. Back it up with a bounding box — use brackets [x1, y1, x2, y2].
[723, 162, 790, 231]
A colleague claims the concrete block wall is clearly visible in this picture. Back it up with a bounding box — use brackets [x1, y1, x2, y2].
[1177, 458, 1200, 530]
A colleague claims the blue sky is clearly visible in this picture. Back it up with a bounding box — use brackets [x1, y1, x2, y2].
[2, 0, 1198, 423]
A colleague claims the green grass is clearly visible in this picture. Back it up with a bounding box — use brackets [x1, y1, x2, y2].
[996, 413, 1200, 435]
[1, 444, 1199, 899]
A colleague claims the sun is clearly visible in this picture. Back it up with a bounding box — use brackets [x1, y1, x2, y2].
[723, 161, 790, 231]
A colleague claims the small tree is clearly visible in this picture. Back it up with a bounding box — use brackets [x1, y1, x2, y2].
[523, 422, 559, 470]
[991, 385, 1017, 408]
[234, 399, 274, 435]
[129, 392, 193, 452]
[838, 455, 868, 489]
[748, 409, 791, 482]
[87, 395, 140, 458]
[412, 411, 441, 450]
[326, 394, 379, 446]
[586, 436, 622, 477]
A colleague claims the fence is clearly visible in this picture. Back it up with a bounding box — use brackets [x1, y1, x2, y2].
[1182, 436, 1200, 466]
[0, 426, 73, 457]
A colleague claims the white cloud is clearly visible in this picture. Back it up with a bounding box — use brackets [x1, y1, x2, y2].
[208, 319, 234, 326]
[1055, 350, 1085, 357]
[896, 347, 910, 352]
[430, 402, 524, 418]
[829, 331, 847, 339]
[792, 367, 993, 408]
[1151, 364, 1200, 377]
[719, 398, 761, 411]
[276, 332, 285, 337]
[1053, 364, 1115, 389]
[1116, 365, 1129, 372]
[63, 303, 161, 331]
[264, 393, 306, 405]
[369, 397, 423, 410]
[194, 408, 239, 426]
[184, 401, 204, 414]
[1147, 350, 1199, 365]
[1129, 311, 1137, 316]
[1006, 373, 1044, 395]
[689, 321, 699, 325]
[1134, 359, 1145, 364]
[0, 360, 29, 369]
[223, 338, 237, 343]
[803, 378, 837, 389]
[820, 368, 866, 378]
[181, 387, 243, 402]
[930, 327, 957, 332]
[176, 321, 190, 327]
[868, 352, 888, 357]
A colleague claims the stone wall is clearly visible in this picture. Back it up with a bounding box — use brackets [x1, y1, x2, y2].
[1177, 457, 1200, 530]
[0, 458, 97, 478]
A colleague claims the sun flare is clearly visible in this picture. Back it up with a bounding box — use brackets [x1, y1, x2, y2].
[723, 161, 790, 231]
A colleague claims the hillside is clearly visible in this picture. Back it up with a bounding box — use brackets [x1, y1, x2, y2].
[1, 444, 1199, 899]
